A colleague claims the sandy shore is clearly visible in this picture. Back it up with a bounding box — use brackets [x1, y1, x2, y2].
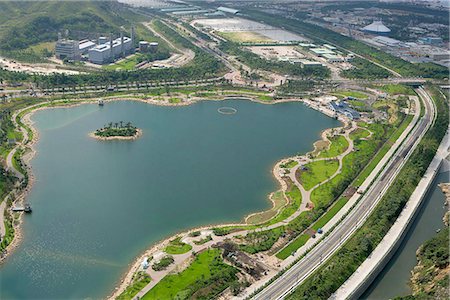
[3, 93, 346, 298]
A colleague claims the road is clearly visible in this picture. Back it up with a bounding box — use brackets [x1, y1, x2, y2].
[252, 86, 434, 300]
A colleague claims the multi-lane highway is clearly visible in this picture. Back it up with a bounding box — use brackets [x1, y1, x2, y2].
[253, 87, 435, 300]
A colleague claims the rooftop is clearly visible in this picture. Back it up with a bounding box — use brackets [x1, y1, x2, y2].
[362, 21, 391, 33]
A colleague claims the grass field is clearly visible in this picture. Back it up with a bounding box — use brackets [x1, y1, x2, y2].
[298, 159, 339, 190]
[379, 84, 415, 96]
[143, 249, 237, 299]
[103, 54, 143, 71]
[333, 90, 368, 99]
[312, 197, 348, 231]
[281, 160, 298, 169]
[349, 128, 370, 141]
[164, 237, 192, 255]
[218, 31, 273, 43]
[317, 135, 349, 158]
[276, 234, 310, 259]
[28, 41, 55, 55]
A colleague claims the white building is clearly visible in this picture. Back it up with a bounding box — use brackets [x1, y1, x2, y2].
[55, 39, 80, 60]
[79, 40, 96, 55]
[88, 36, 133, 64]
[362, 20, 391, 35]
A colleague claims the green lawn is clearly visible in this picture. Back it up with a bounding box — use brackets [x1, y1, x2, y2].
[103, 54, 143, 71]
[312, 197, 348, 230]
[281, 160, 299, 169]
[350, 128, 370, 141]
[379, 84, 415, 96]
[317, 135, 349, 158]
[164, 237, 192, 255]
[276, 234, 310, 260]
[143, 249, 238, 300]
[333, 90, 368, 99]
[298, 159, 339, 191]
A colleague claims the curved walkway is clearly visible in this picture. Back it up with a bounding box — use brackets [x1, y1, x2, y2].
[123, 120, 363, 299]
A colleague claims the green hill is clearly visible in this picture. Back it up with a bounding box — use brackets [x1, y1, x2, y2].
[0, 0, 144, 59]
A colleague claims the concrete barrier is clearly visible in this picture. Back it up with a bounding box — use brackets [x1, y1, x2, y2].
[332, 130, 449, 300]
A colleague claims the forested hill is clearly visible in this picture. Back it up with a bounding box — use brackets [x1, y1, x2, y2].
[0, 0, 142, 51]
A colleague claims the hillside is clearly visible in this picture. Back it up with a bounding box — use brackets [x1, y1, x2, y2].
[0, 0, 144, 60]
[395, 227, 449, 300]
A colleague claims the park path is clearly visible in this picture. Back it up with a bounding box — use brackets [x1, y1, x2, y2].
[128, 120, 364, 299]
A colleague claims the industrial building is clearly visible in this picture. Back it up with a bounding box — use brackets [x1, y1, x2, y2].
[55, 39, 80, 60]
[362, 20, 391, 35]
[88, 35, 133, 64]
[79, 40, 96, 54]
[419, 37, 443, 45]
[217, 6, 239, 14]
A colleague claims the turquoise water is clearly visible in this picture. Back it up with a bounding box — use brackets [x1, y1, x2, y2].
[0, 99, 339, 299]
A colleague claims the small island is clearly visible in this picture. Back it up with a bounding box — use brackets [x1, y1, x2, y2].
[91, 121, 142, 140]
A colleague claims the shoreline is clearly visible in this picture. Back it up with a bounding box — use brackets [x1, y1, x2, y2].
[1, 93, 345, 299]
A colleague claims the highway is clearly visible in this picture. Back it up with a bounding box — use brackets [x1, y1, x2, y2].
[252, 86, 435, 300]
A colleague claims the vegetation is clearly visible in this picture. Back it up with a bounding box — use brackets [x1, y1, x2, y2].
[287, 87, 448, 299]
[94, 122, 138, 138]
[276, 234, 310, 260]
[333, 90, 368, 99]
[117, 271, 151, 300]
[278, 80, 318, 95]
[247, 191, 287, 225]
[152, 256, 174, 271]
[317, 135, 349, 158]
[396, 227, 449, 300]
[193, 235, 212, 245]
[143, 249, 238, 300]
[164, 237, 192, 255]
[239, 227, 285, 254]
[379, 84, 415, 96]
[298, 159, 339, 191]
[0, 1, 143, 61]
[341, 57, 390, 79]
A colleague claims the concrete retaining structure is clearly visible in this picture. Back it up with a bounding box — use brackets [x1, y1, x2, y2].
[332, 130, 449, 300]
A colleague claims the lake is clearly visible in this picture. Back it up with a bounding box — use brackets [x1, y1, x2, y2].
[0, 99, 339, 299]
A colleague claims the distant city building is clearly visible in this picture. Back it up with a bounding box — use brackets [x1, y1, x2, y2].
[362, 20, 391, 35]
[322, 53, 345, 63]
[431, 52, 450, 61]
[419, 37, 443, 45]
[217, 6, 239, 14]
[55, 39, 80, 60]
[372, 36, 402, 47]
